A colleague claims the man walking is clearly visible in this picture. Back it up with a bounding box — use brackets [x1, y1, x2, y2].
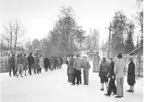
[27, 53, 34, 75]
[114, 54, 126, 98]
[34, 54, 40, 74]
[23, 54, 28, 76]
[104, 58, 116, 96]
[16, 54, 24, 77]
[44, 56, 49, 72]
[8, 54, 16, 77]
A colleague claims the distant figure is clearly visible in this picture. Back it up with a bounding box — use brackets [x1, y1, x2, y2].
[8, 54, 16, 77]
[39, 55, 43, 73]
[127, 58, 136, 93]
[44, 57, 49, 72]
[114, 54, 126, 98]
[99, 57, 109, 91]
[66, 55, 70, 82]
[81, 56, 90, 85]
[34, 54, 40, 74]
[68, 54, 75, 83]
[104, 58, 116, 96]
[23, 54, 28, 76]
[16, 54, 24, 77]
[27, 53, 34, 75]
[72, 54, 82, 85]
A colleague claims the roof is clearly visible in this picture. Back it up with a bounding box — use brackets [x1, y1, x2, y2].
[128, 45, 143, 55]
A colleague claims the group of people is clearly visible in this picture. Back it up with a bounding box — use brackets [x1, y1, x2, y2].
[66, 54, 91, 85]
[8, 53, 63, 78]
[99, 54, 136, 98]
[8, 52, 136, 98]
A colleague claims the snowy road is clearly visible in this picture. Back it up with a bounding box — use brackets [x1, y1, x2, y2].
[0, 64, 143, 102]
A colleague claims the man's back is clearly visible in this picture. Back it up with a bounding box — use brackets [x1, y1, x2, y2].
[114, 59, 126, 78]
[27, 55, 34, 65]
[100, 61, 109, 73]
[9, 57, 15, 66]
[73, 58, 82, 70]
[17, 56, 24, 64]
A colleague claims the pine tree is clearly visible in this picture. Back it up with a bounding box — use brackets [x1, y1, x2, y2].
[125, 21, 135, 53]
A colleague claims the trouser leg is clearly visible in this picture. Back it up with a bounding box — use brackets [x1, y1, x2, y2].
[77, 71, 80, 85]
[83, 70, 86, 84]
[72, 70, 76, 84]
[116, 78, 123, 97]
[85, 71, 89, 85]
[9, 67, 12, 77]
[12, 66, 15, 76]
[107, 79, 113, 95]
[112, 80, 117, 94]
[28, 64, 32, 75]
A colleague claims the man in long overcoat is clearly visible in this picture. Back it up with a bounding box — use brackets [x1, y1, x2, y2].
[44, 57, 49, 72]
[127, 58, 135, 93]
[68, 54, 75, 83]
[27, 53, 34, 75]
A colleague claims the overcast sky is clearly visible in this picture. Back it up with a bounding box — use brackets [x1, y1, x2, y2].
[0, 0, 138, 44]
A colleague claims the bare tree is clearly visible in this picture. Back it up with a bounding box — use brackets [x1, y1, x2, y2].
[2, 21, 25, 55]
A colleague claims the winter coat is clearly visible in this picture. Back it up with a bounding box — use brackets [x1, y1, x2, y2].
[99, 61, 109, 77]
[17, 56, 24, 65]
[44, 58, 49, 68]
[127, 61, 136, 85]
[27, 55, 34, 65]
[68, 57, 75, 73]
[108, 61, 115, 79]
[39, 57, 44, 69]
[34, 56, 40, 69]
[81, 61, 90, 71]
[8, 56, 15, 67]
[73, 58, 82, 71]
[114, 59, 126, 78]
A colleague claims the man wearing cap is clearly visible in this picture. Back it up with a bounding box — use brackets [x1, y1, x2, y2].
[114, 54, 126, 98]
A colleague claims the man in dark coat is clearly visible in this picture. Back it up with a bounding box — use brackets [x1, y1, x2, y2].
[68, 54, 75, 83]
[27, 53, 34, 75]
[44, 57, 49, 72]
[127, 58, 135, 93]
[99, 57, 109, 91]
[8, 54, 16, 77]
[104, 58, 117, 96]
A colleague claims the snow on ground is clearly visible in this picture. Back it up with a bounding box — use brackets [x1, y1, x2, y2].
[0, 63, 143, 102]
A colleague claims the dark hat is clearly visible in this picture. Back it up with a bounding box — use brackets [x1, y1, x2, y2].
[117, 54, 123, 58]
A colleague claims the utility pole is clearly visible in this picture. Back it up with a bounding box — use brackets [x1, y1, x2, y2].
[108, 22, 111, 58]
